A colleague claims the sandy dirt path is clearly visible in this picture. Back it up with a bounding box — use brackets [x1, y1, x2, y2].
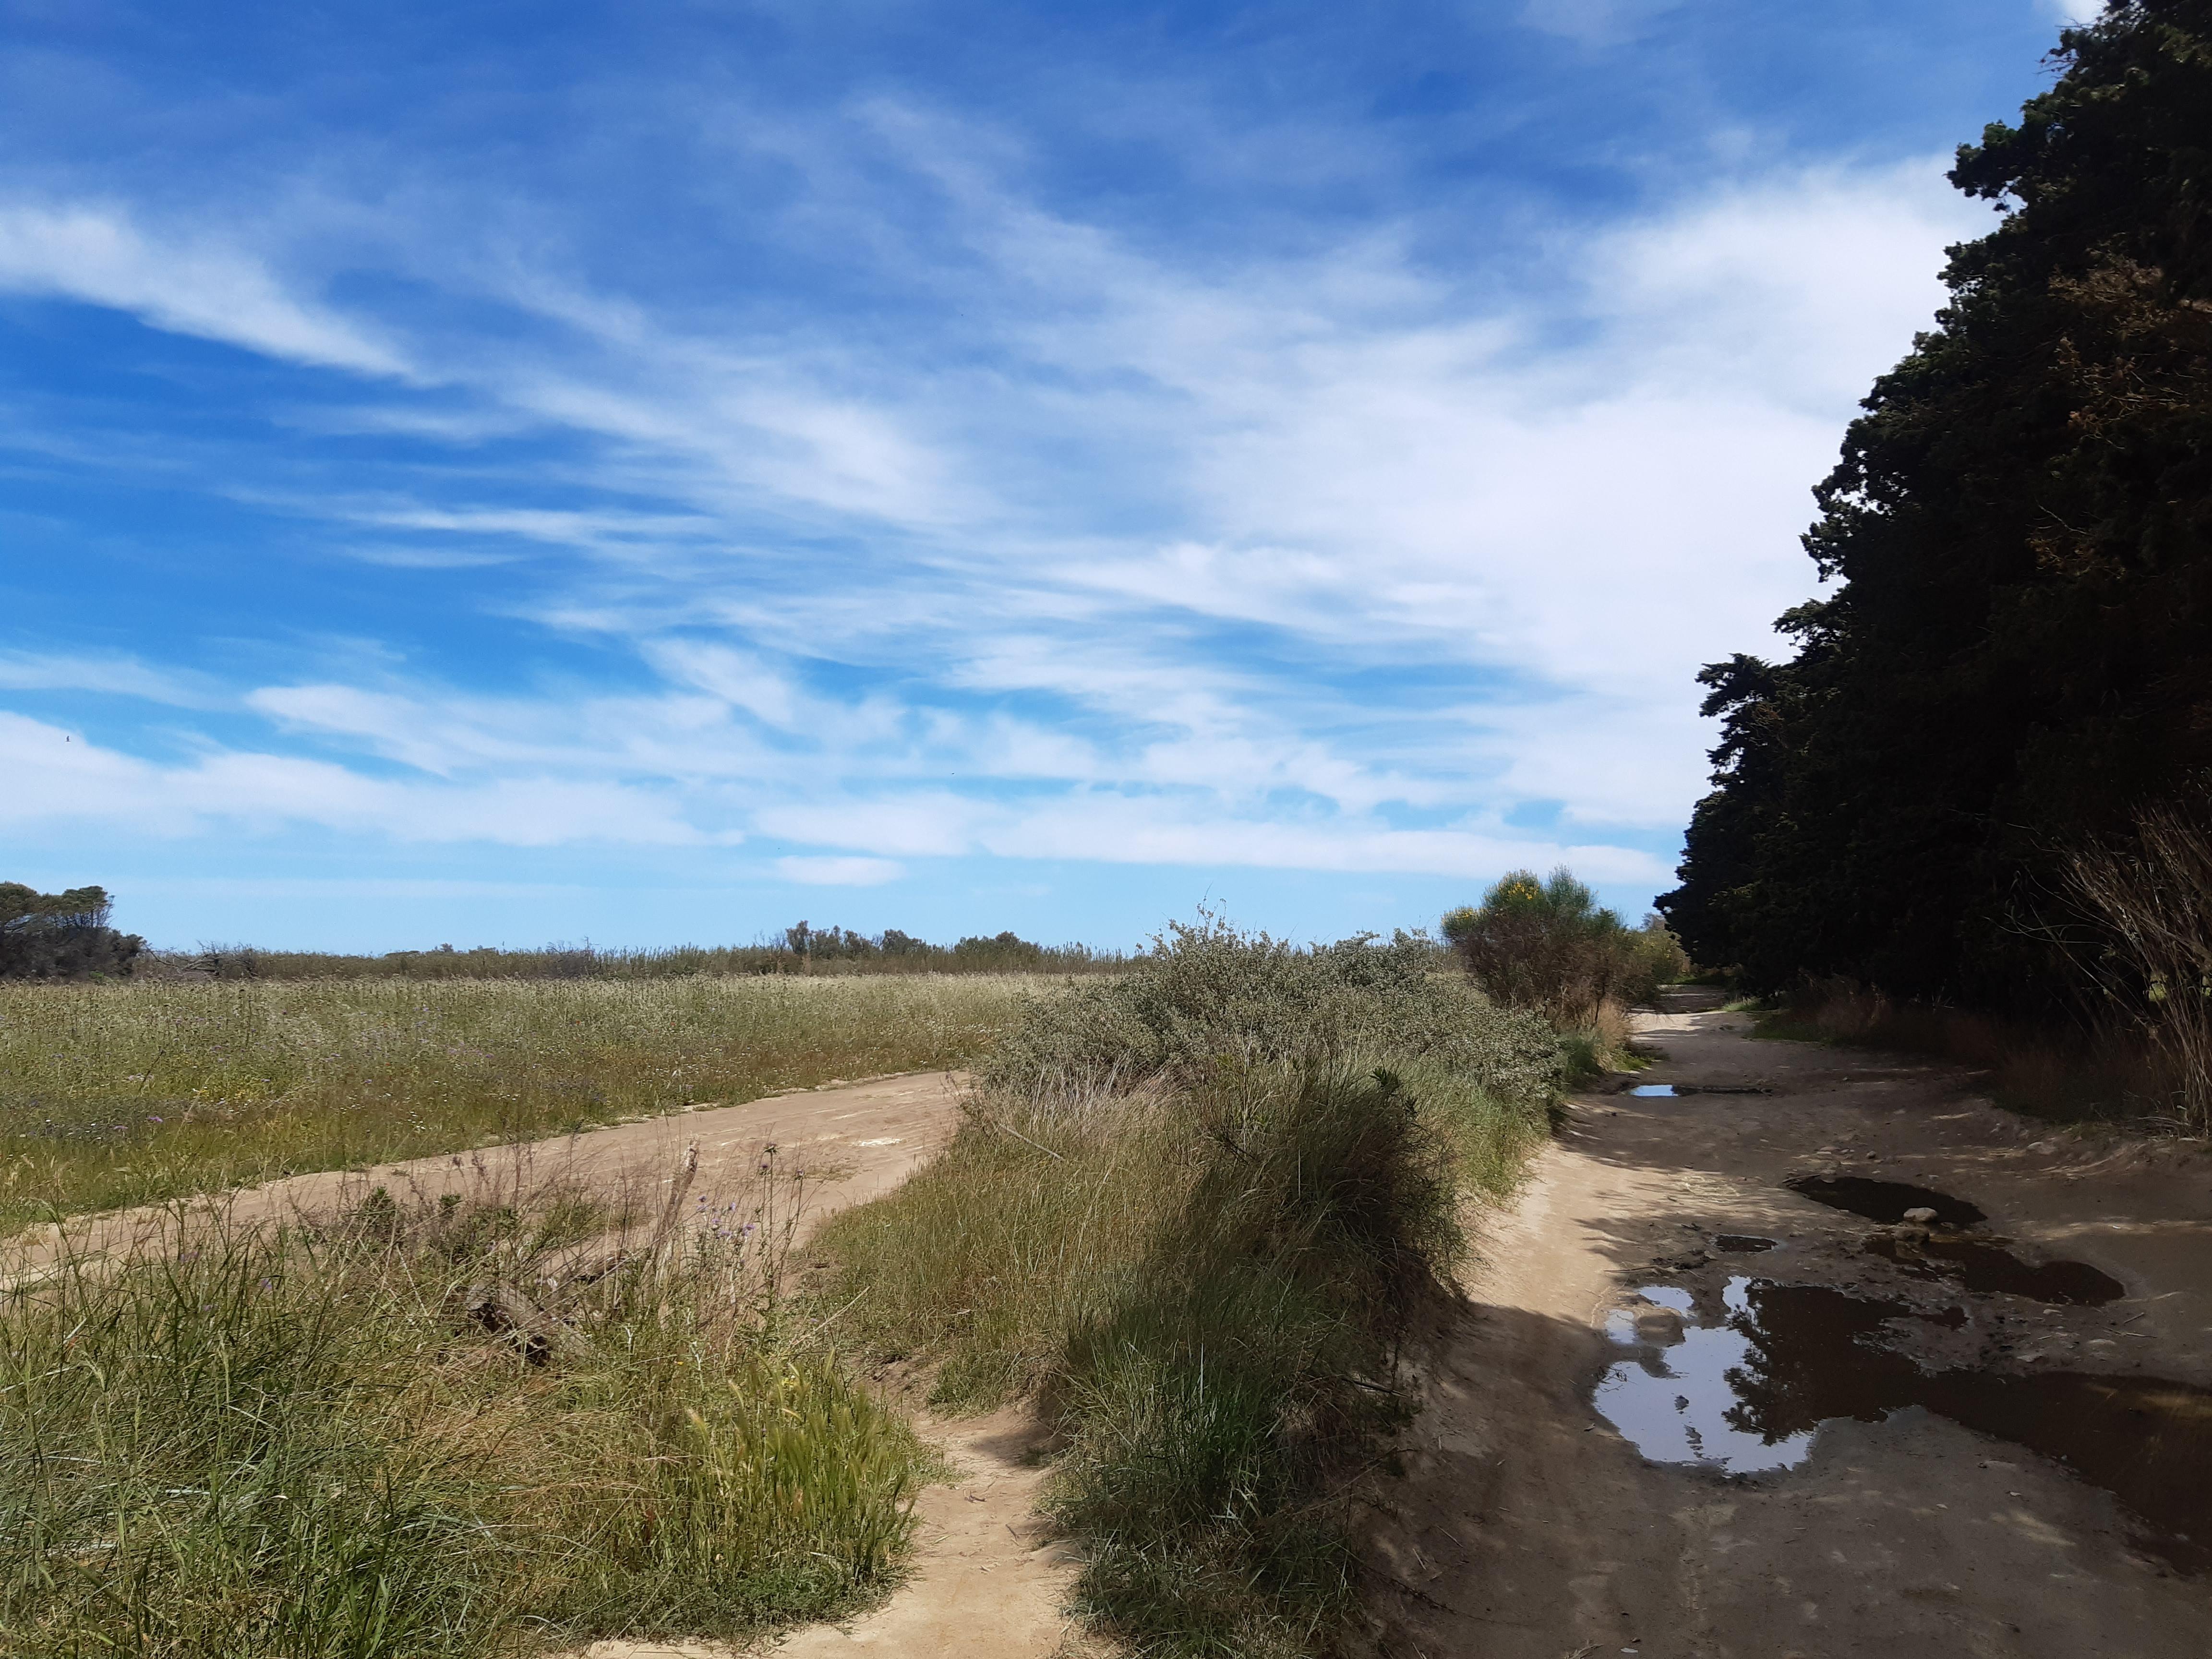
[5, 1070, 966, 1274]
[1363, 993, 2212, 1659]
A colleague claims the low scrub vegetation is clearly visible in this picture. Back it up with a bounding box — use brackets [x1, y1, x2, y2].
[816, 920, 1560, 1656]
[0, 1161, 924, 1657]
[0, 974, 1029, 1233]
[1442, 869, 1688, 1075]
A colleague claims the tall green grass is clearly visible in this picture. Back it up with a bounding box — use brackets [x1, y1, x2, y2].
[815, 921, 1560, 1657]
[0, 974, 1031, 1233]
[0, 1165, 924, 1657]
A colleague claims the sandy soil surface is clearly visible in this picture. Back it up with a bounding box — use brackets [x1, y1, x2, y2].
[5, 1070, 966, 1274]
[1362, 993, 2212, 1659]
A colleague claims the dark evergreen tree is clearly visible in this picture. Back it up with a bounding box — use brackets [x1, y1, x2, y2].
[0, 884, 144, 979]
[1661, 0, 2212, 1009]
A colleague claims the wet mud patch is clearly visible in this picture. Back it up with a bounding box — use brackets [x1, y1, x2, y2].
[1712, 1234, 1777, 1252]
[1865, 1232, 2125, 1306]
[1593, 1275, 2212, 1573]
[1786, 1173, 1985, 1226]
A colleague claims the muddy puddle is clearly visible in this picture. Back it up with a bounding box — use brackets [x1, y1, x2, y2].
[1787, 1173, 1986, 1226]
[1593, 1276, 2212, 1572]
[1865, 1232, 2125, 1306]
[1621, 1082, 1770, 1097]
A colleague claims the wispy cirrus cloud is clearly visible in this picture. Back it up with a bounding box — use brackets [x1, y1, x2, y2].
[0, 203, 409, 377]
[0, 650, 229, 709]
[0, 146, 1969, 871]
[777, 854, 906, 886]
[0, 713, 722, 847]
[0, 0, 2042, 947]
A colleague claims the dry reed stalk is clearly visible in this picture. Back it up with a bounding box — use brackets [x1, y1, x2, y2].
[2062, 796, 2212, 1131]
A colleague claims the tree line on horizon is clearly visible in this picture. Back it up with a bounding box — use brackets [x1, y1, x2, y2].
[0, 880, 1133, 980]
[1661, 0, 2212, 1030]
[163, 925, 1122, 981]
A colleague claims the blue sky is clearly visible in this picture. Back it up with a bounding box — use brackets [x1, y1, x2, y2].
[1, 0, 2091, 951]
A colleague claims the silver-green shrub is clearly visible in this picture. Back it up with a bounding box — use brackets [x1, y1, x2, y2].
[979, 916, 1560, 1107]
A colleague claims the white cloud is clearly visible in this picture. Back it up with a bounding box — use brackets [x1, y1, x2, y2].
[0, 650, 227, 708]
[0, 132, 1986, 895]
[0, 713, 719, 846]
[0, 203, 408, 376]
[776, 854, 906, 885]
[645, 642, 803, 729]
[1519, 0, 1689, 48]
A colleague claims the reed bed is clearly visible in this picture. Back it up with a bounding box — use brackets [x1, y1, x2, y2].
[0, 974, 1033, 1233]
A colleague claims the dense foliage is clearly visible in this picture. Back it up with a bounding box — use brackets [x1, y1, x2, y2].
[0, 883, 142, 980]
[1662, 0, 2212, 1008]
[978, 915, 1560, 1106]
[1443, 869, 1687, 1020]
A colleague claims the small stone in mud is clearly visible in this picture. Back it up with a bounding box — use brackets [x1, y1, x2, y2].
[1903, 1206, 1938, 1224]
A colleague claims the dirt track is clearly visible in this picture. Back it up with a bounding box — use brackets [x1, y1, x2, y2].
[1364, 993, 2212, 1658]
[6, 1070, 967, 1276]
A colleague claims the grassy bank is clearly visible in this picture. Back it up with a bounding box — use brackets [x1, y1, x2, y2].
[0, 974, 1031, 1233]
[0, 1165, 924, 1657]
[815, 923, 1560, 1656]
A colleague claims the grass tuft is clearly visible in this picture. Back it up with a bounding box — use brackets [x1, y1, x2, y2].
[0, 1156, 925, 1657]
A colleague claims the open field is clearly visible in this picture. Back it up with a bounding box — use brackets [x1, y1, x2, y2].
[0, 974, 1034, 1234]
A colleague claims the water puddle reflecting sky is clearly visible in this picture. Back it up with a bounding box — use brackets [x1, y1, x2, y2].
[1594, 1278, 1815, 1473]
[1591, 1274, 2212, 1572]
